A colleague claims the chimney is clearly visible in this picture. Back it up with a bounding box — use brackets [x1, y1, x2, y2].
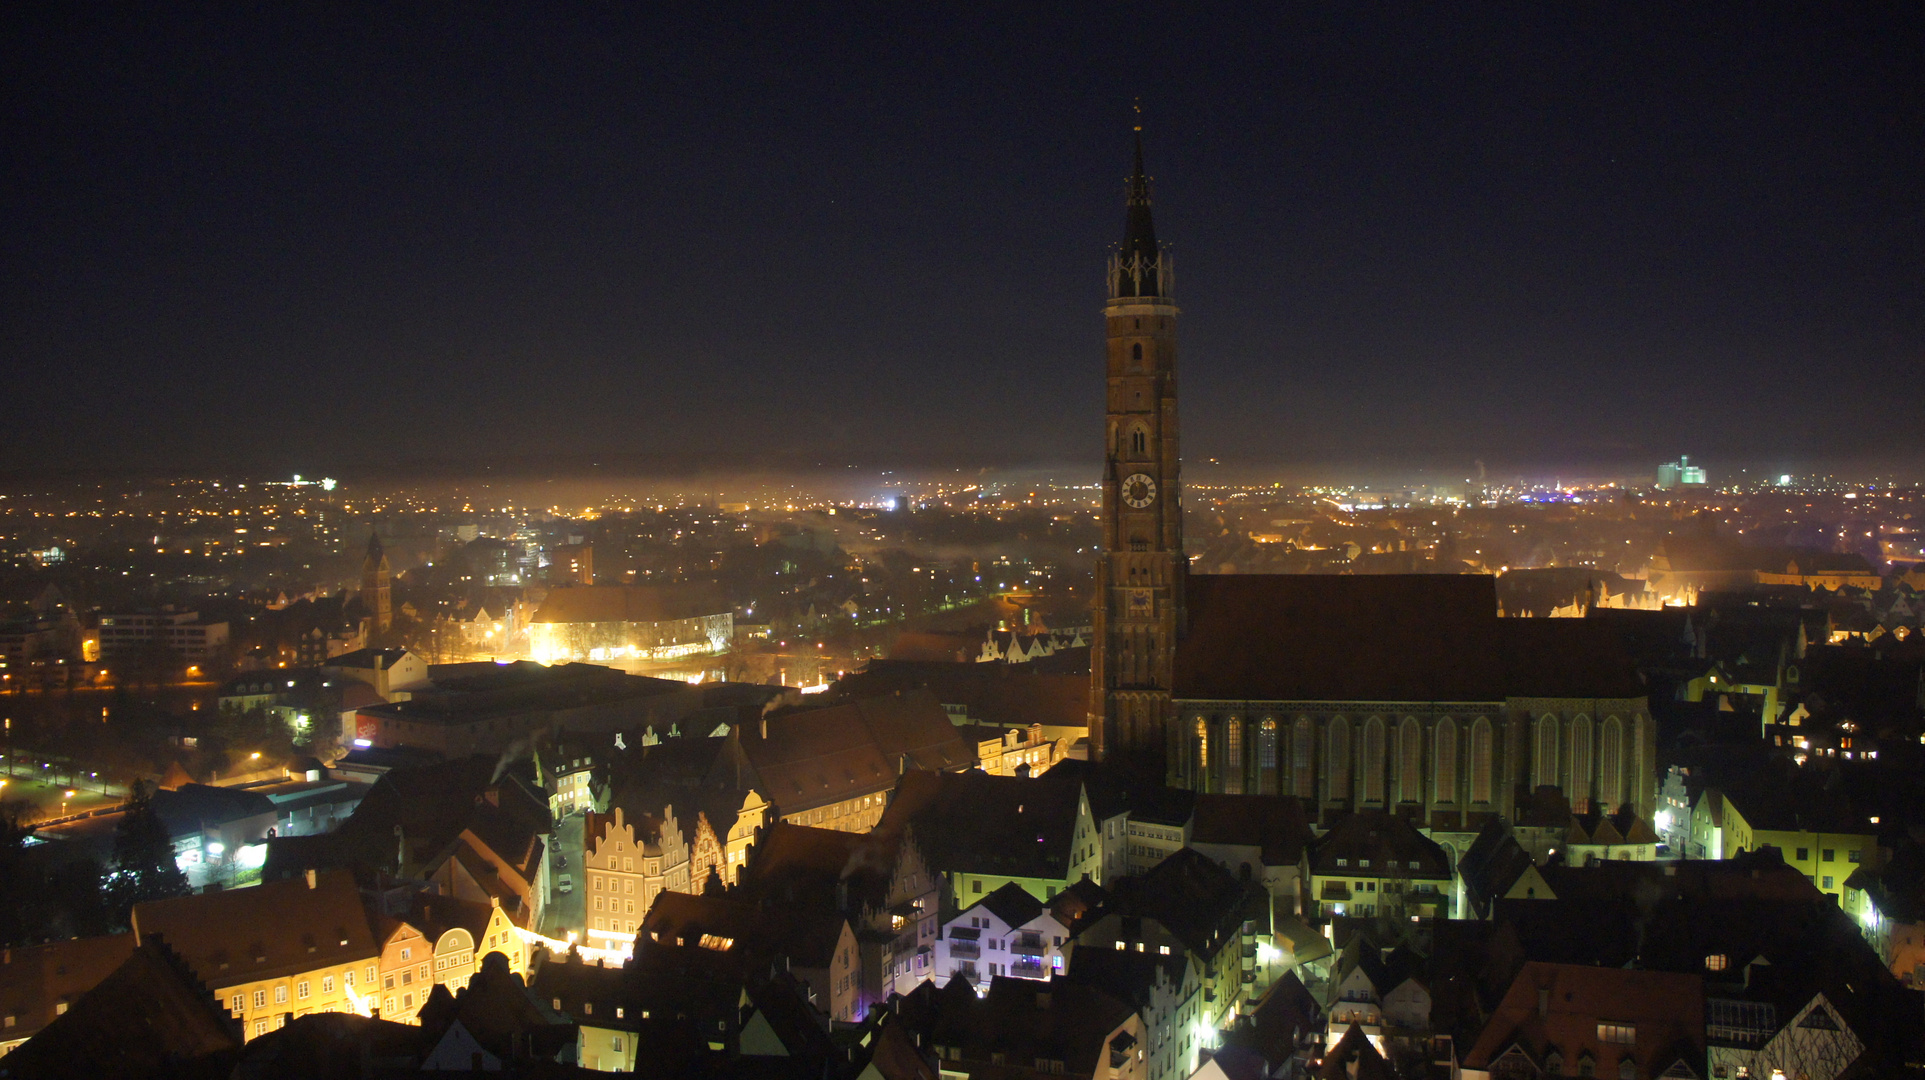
[305, 868, 318, 890]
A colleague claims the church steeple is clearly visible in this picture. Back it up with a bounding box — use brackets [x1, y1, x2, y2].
[1112, 122, 1168, 299]
[1091, 122, 1183, 774]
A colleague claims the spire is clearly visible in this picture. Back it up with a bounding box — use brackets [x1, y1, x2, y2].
[364, 528, 385, 568]
[1123, 112, 1157, 258]
[1114, 104, 1164, 298]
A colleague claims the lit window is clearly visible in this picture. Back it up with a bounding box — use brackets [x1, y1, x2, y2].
[1705, 954, 1727, 971]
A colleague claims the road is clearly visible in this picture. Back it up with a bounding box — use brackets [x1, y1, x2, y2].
[541, 811, 585, 942]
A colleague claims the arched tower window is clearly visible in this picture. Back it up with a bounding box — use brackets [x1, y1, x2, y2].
[1434, 718, 1458, 804]
[1469, 718, 1493, 804]
[1362, 717, 1386, 804]
[1600, 716, 1624, 811]
[1130, 424, 1148, 457]
[1570, 716, 1593, 811]
[1327, 717, 1351, 802]
[1292, 717, 1314, 799]
[1131, 342, 1143, 363]
[1397, 717, 1423, 804]
[1535, 715, 1561, 789]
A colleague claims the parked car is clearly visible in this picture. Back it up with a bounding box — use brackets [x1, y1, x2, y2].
[556, 874, 574, 895]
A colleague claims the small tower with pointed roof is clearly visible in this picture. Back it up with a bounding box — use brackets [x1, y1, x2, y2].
[361, 529, 392, 635]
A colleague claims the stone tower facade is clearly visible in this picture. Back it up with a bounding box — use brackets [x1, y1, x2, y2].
[1090, 132, 1184, 771]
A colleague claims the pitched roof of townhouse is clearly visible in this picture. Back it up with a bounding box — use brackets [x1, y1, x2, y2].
[526, 950, 629, 1024]
[131, 868, 378, 986]
[1309, 810, 1454, 881]
[1462, 961, 1705, 1075]
[1106, 848, 1257, 961]
[0, 933, 138, 1046]
[942, 976, 1136, 1079]
[1715, 774, 1870, 835]
[1221, 970, 1321, 1067]
[1458, 823, 1541, 916]
[640, 891, 848, 971]
[881, 769, 1086, 882]
[0, 939, 240, 1079]
[1191, 793, 1315, 865]
[962, 881, 1046, 931]
[416, 952, 570, 1062]
[404, 891, 498, 950]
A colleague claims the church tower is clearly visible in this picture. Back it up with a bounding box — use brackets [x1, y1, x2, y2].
[361, 529, 392, 635]
[1090, 129, 1184, 772]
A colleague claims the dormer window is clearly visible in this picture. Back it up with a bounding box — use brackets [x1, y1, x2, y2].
[1705, 954, 1728, 971]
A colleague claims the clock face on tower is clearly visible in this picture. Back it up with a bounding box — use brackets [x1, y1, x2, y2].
[1121, 473, 1157, 509]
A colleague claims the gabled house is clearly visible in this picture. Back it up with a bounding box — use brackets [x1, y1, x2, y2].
[934, 882, 1072, 987]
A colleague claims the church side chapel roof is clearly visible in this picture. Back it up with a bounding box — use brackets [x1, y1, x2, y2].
[1173, 573, 1645, 703]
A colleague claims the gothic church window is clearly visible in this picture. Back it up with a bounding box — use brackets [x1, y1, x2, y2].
[1570, 716, 1594, 810]
[1225, 720, 1244, 795]
[1600, 717, 1624, 811]
[1327, 718, 1351, 802]
[1292, 718, 1314, 799]
[1259, 719, 1277, 769]
[1361, 717, 1386, 803]
[1434, 718, 1458, 804]
[1535, 716, 1561, 789]
[1195, 717, 1209, 774]
[1469, 718, 1493, 803]
[1397, 718, 1422, 804]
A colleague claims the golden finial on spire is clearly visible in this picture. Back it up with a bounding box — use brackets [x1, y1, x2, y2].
[1132, 97, 1143, 132]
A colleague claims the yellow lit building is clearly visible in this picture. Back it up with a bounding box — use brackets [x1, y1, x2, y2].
[1695, 785, 1878, 899]
[131, 868, 380, 1041]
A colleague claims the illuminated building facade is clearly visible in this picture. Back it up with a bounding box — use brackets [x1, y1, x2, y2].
[526, 583, 731, 665]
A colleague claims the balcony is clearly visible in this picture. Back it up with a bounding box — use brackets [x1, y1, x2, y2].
[1011, 959, 1046, 979]
[948, 940, 980, 959]
[1011, 936, 1046, 957]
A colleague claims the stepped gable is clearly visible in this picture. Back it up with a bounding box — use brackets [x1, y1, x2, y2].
[0, 937, 240, 1079]
[1174, 574, 1507, 702]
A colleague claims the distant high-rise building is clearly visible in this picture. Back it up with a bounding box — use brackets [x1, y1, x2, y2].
[1656, 456, 1707, 490]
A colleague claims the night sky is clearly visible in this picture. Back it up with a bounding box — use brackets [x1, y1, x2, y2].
[4, 4, 1920, 479]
